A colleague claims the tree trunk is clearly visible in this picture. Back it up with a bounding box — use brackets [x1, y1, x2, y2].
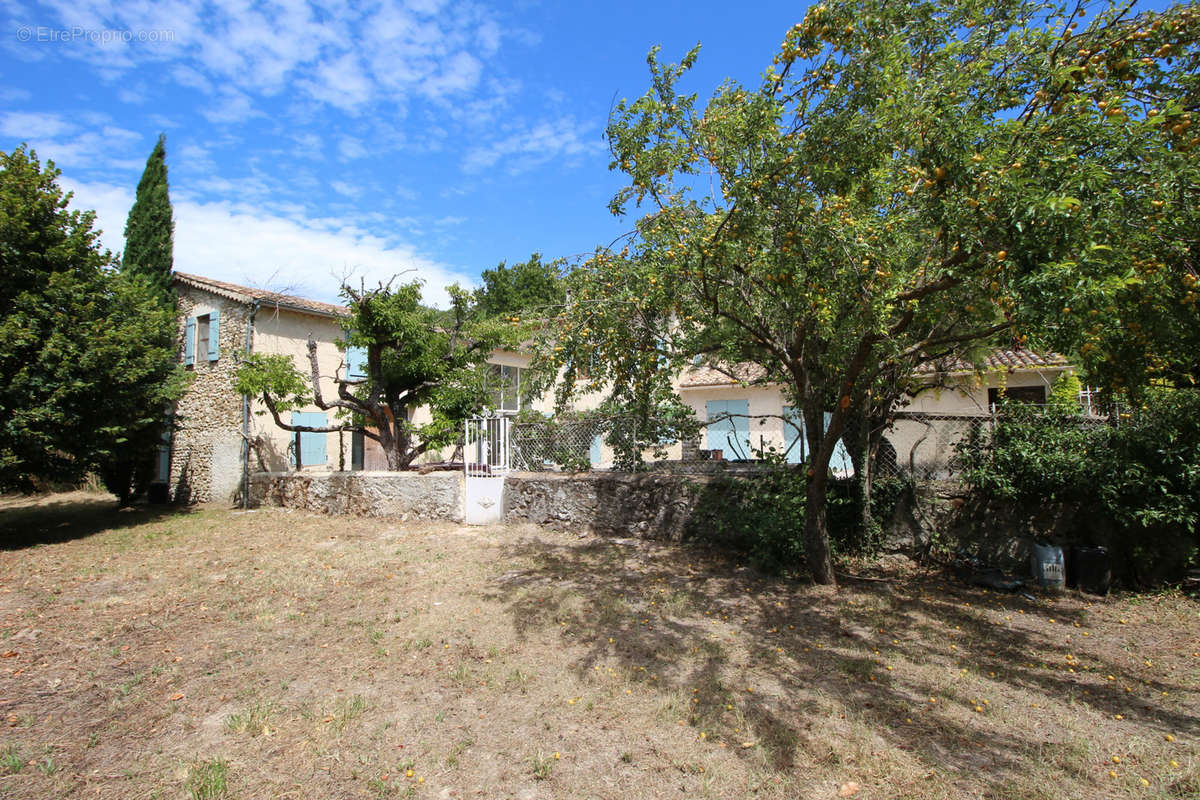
[802, 402, 837, 586]
[853, 409, 874, 545]
[804, 468, 836, 585]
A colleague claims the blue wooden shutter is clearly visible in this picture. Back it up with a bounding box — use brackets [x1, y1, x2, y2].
[589, 434, 604, 467]
[783, 406, 806, 464]
[705, 399, 750, 459]
[291, 412, 327, 466]
[207, 310, 220, 361]
[824, 412, 855, 476]
[184, 317, 195, 366]
[347, 344, 367, 379]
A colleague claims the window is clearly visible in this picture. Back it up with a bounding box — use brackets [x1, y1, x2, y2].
[489, 364, 522, 412]
[988, 385, 1045, 407]
[184, 310, 220, 366]
[781, 406, 855, 476]
[290, 411, 327, 467]
[705, 399, 751, 459]
[196, 315, 210, 358]
[346, 344, 368, 379]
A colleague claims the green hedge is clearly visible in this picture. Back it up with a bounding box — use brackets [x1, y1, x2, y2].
[687, 466, 908, 575]
[956, 388, 1200, 587]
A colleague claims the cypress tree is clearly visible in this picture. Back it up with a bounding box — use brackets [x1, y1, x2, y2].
[122, 134, 174, 300]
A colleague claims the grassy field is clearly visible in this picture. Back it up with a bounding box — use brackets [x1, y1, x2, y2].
[0, 491, 1197, 799]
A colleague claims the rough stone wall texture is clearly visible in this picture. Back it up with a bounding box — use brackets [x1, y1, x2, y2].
[250, 471, 464, 522]
[503, 472, 724, 541]
[170, 286, 252, 504]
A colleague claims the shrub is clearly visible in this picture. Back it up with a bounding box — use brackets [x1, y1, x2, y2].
[689, 463, 891, 575]
[956, 388, 1200, 586]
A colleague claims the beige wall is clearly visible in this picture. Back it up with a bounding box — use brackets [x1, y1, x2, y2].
[249, 305, 353, 472]
[674, 365, 1071, 472]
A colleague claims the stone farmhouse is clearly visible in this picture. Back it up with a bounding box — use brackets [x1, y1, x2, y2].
[165, 272, 1073, 503]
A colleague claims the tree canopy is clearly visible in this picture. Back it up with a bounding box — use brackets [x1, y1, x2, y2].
[0, 145, 186, 494]
[122, 134, 175, 302]
[474, 252, 567, 319]
[235, 281, 512, 470]
[537, 0, 1199, 584]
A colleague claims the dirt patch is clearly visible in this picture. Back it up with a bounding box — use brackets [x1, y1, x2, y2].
[0, 494, 1197, 799]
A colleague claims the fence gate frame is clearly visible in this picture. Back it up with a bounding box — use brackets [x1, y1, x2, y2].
[464, 414, 510, 525]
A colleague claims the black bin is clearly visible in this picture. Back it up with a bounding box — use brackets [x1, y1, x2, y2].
[147, 482, 170, 505]
[1069, 545, 1110, 596]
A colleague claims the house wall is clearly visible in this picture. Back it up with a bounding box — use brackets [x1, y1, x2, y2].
[679, 384, 793, 460]
[171, 286, 357, 504]
[888, 366, 1071, 475]
[170, 286, 252, 503]
[678, 365, 1071, 473]
[249, 305, 353, 473]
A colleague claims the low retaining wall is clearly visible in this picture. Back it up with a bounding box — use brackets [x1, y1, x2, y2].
[246, 469, 931, 553]
[503, 472, 719, 541]
[249, 471, 464, 522]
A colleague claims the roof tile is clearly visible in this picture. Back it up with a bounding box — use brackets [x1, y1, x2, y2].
[173, 271, 348, 318]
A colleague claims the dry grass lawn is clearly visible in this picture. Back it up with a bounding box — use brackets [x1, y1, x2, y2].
[0, 491, 1197, 799]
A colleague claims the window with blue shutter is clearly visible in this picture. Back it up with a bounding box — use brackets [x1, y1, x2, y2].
[705, 399, 751, 459]
[290, 412, 327, 467]
[207, 310, 220, 361]
[825, 412, 855, 476]
[184, 317, 195, 366]
[782, 407, 854, 475]
[783, 406, 806, 464]
[346, 344, 367, 379]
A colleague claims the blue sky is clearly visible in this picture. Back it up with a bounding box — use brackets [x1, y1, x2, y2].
[1, 0, 810, 306]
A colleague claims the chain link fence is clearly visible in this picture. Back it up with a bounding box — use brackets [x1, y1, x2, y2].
[509, 409, 1114, 480]
[510, 417, 608, 471]
[874, 412, 991, 481]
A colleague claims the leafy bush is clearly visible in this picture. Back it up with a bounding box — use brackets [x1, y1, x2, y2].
[689, 463, 893, 575]
[956, 402, 1105, 504]
[956, 388, 1200, 586]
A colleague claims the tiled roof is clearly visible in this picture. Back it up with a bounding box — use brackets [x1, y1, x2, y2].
[920, 349, 1071, 373]
[680, 349, 1068, 389]
[172, 272, 348, 318]
[679, 362, 767, 388]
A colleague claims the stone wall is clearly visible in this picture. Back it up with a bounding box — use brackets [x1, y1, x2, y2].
[170, 286, 252, 504]
[503, 472, 728, 541]
[244, 468, 937, 555]
[249, 471, 465, 522]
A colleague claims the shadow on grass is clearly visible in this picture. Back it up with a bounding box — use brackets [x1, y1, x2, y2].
[487, 532, 1199, 793]
[0, 492, 194, 550]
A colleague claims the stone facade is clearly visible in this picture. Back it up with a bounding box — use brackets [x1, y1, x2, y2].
[170, 285, 252, 504]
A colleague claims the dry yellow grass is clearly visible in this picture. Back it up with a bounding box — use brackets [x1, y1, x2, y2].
[0, 491, 1197, 799]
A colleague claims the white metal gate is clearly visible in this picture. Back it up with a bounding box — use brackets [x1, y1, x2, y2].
[464, 414, 509, 525]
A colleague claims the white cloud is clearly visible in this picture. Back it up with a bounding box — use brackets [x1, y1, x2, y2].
[117, 86, 146, 104]
[462, 117, 603, 175]
[0, 110, 75, 139]
[337, 135, 367, 160]
[63, 177, 475, 307]
[329, 179, 361, 198]
[0, 87, 32, 103]
[171, 64, 213, 93]
[422, 51, 482, 97]
[1, 115, 145, 170]
[301, 52, 374, 110]
[200, 88, 261, 124]
[176, 142, 214, 173]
